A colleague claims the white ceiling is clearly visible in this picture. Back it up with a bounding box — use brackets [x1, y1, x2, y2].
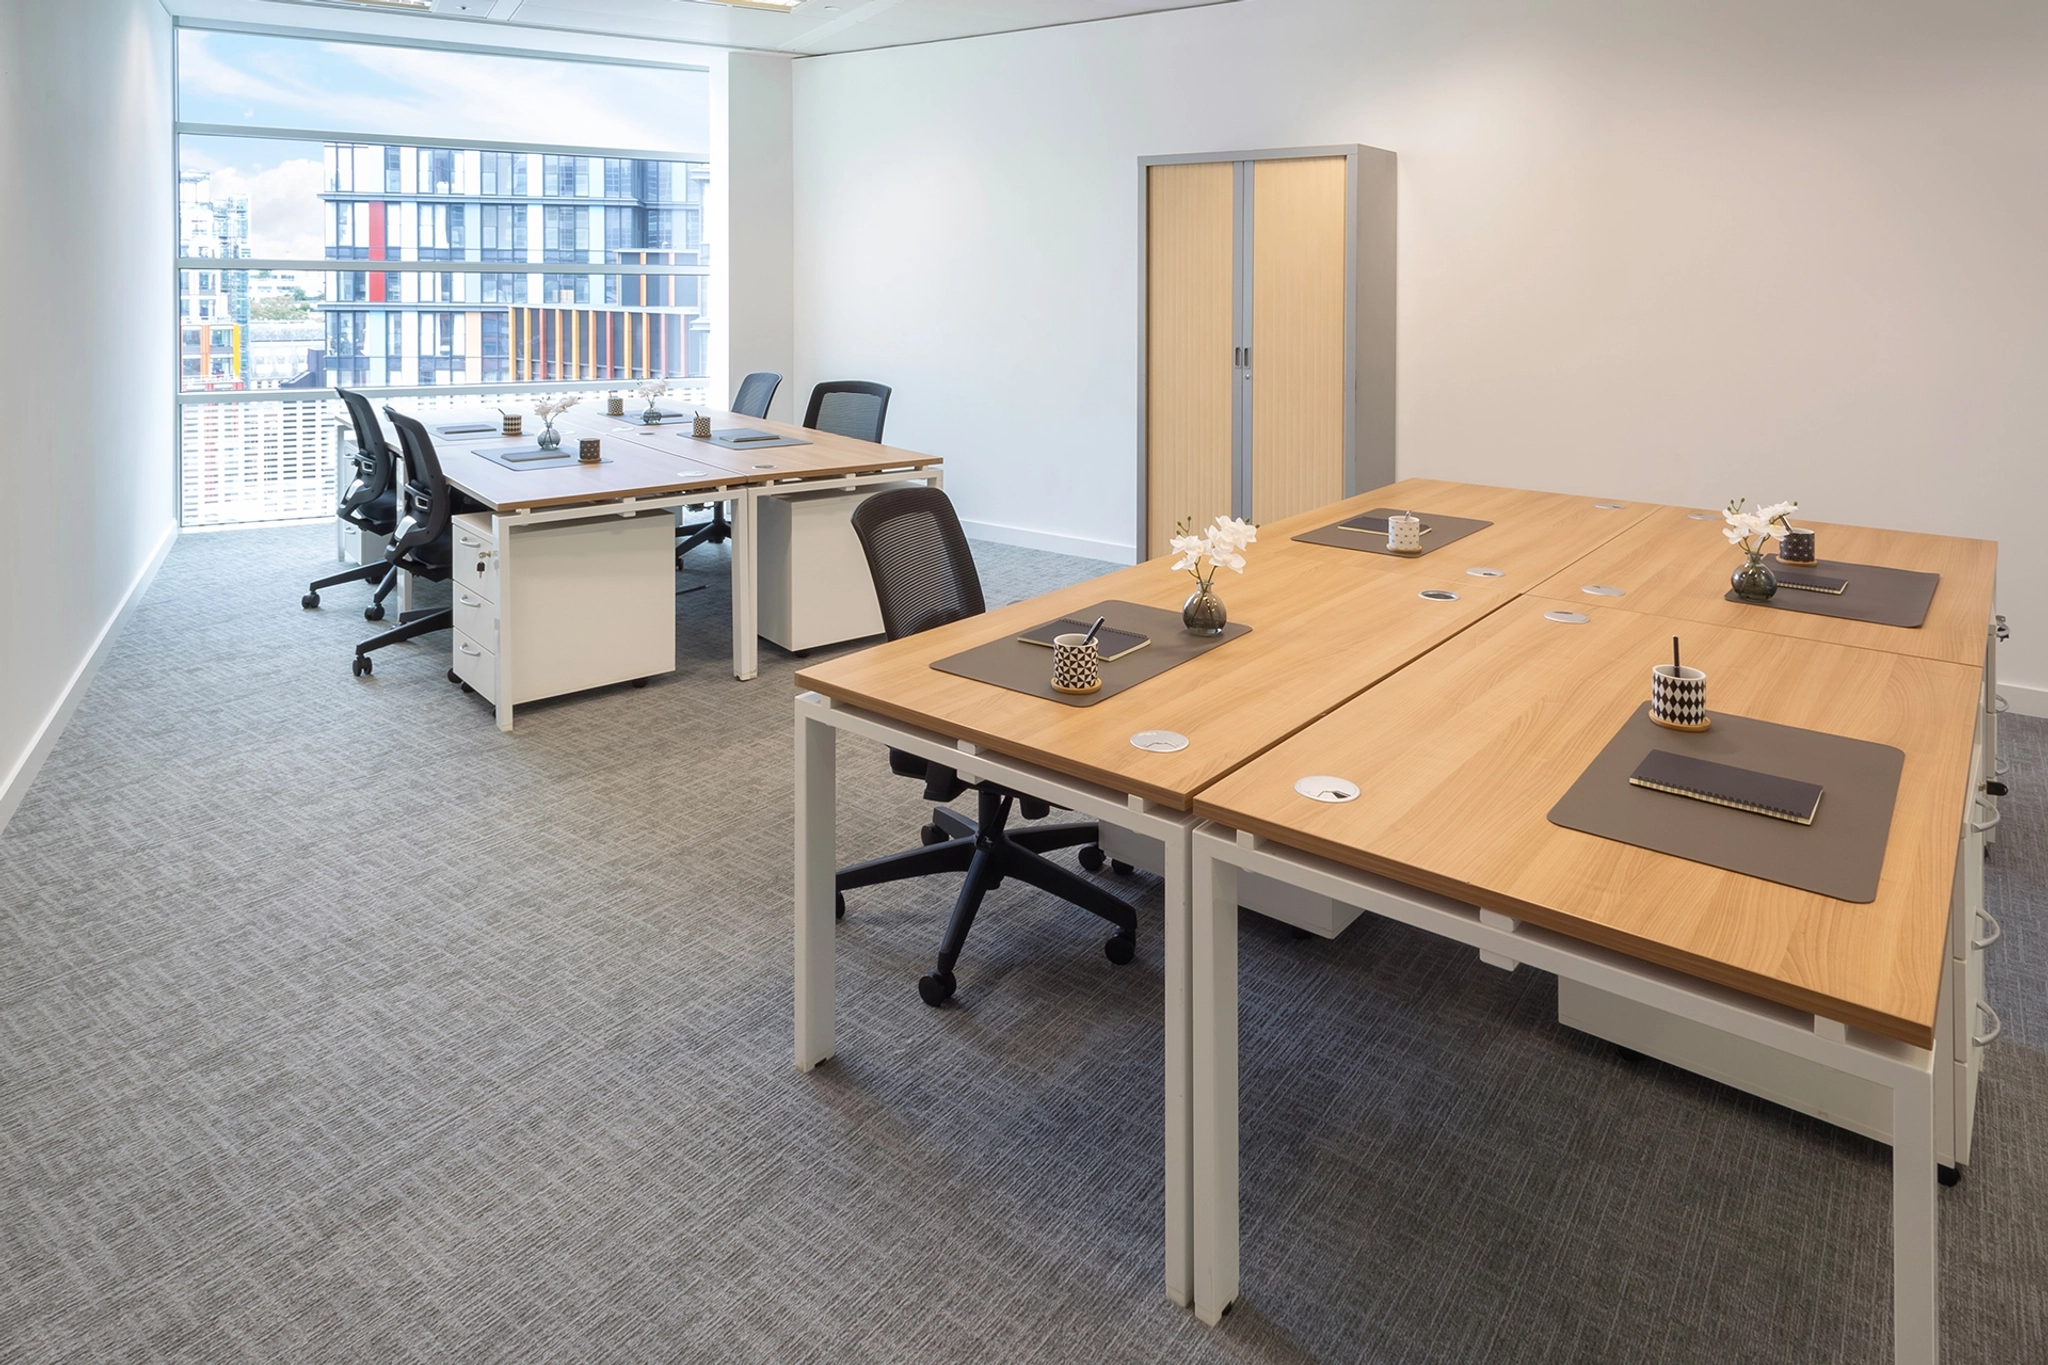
[323, 0, 1240, 56]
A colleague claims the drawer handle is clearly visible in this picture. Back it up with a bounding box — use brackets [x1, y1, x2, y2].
[458, 534, 484, 549]
[1973, 1000, 2002, 1048]
[458, 592, 481, 607]
[1967, 801, 2001, 836]
[458, 641, 482, 656]
[1973, 909, 2002, 950]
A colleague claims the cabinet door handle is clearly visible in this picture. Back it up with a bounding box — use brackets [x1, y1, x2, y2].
[1967, 800, 2001, 835]
[1973, 1000, 2002, 1047]
[1972, 908, 2001, 950]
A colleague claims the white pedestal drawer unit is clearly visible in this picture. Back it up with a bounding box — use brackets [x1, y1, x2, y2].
[449, 511, 676, 708]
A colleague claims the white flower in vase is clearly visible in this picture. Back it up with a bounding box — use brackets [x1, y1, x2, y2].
[1172, 514, 1258, 637]
[529, 394, 580, 448]
[1724, 495, 1799, 602]
[636, 380, 670, 423]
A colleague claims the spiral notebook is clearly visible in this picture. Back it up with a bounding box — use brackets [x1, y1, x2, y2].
[1772, 569, 1849, 595]
[1628, 749, 1824, 825]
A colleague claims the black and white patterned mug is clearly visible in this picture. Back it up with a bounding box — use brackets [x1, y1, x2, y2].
[692, 412, 713, 438]
[1651, 664, 1707, 728]
[1387, 513, 1423, 553]
[1052, 633, 1100, 692]
[578, 437, 602, 464]
[1779, 528, 1816, 564]
[501, 414, 522, 437]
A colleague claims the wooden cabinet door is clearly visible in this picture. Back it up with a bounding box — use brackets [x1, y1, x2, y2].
[1145, 161, 1235, 559]
[1250, 155, 1347, 524]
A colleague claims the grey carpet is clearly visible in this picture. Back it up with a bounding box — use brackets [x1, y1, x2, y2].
[1, 524, 2042, 1363]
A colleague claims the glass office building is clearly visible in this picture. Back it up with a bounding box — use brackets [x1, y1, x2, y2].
[320, 144, 710, 388]
[179, 172, 250, 390]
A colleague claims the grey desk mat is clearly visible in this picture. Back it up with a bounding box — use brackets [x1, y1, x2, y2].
[931, 600, 1250, 708]
[1547, 703, 1903, 902]
[1293, 507, 1495, 558]
[1722, 555, 1939, 629]
[685, 430, 814, 451]
[472, 446, 612, 472]
[433, 421, 506, 439]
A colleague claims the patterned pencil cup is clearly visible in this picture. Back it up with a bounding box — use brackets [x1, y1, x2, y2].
[1051, 633, 1101, 693]
[692, 412, 712, 438]
[501, 414, 522, 437]
[578, 437, 601, 464]
[1650, 664, 1708, 729]
[606, 394, 625, 416]
[1387, 513, 1423, 553]
[1779, 528, 1816, 565]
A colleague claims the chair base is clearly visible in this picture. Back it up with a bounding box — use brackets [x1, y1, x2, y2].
[835, 786, 1137, 1005]
[304, 559, 395, 613]
[352, 607, 452, 677]
[677, 501, 731, 564]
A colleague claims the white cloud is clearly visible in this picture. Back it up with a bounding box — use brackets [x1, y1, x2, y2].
[202, 159, 328, 260]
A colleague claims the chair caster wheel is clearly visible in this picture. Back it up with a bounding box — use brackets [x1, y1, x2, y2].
[1104, 933, 1136, 965]
[835, 892, 845, 920]
[1077, 845, 1106, 872]
[1939, 1164, 1961, 1187]
[918, 969, 956, 1006]
[364, 604, 385, 622]
[1111, 859, 1134, 876]
[302, 593, 319, 609]
[919, 824, 946, 847]
[351, 655, 372, 677]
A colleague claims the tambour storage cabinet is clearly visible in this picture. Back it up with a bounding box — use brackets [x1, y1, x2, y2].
[1138, 144, 1396, 558]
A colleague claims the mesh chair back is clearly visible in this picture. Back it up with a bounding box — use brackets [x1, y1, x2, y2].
[335, 388, 395, 525]
[382, 408, 455, 574]
[731, 371, 782, 420]
[803, 380, 892, 443]
[850, 486, 985, 641]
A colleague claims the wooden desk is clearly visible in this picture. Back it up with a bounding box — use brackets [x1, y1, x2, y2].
[1184, 599, 1985, 1361]
[793, 478, 1655, 1308]
[378, 406, 944, 705]
[1527, 505, 1998, 667]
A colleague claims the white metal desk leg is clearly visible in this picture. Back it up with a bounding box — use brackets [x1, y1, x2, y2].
[732, 487, 761, 681]
[1191, 836, 1240, 1325]
[494, 515, 516, 731]
[794, 699, 837, 1070]
[1163, 823, 1194, 1309]
[1892, 1055, 1939, 1365]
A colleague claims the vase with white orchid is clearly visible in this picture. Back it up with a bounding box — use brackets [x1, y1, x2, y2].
[1171, 515, 1257, 636]
[531, 393, 581, 450]
[1723, 497, 1798, 602]
[636, 380, 669, 424]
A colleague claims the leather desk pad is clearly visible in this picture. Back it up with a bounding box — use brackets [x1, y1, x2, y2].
[931, 600, 1250, 707]
[1724, 556, 1940, 628]
[1292, 507, 1494, 558]
[1548, 702, 1903, 902]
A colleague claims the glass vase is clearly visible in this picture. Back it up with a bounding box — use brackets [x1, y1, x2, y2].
[1731, 551, 1777, 602]
[1182, 582, 1227, 637]
[537, 419, 561, 450]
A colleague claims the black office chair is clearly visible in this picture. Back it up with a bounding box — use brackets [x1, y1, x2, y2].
[350, 409, 457, 678]
[678, 371, 783, 564]
[836, 486, 1136, 1006]
[804, 380, 891, 444]
[303, 388, 400, 620]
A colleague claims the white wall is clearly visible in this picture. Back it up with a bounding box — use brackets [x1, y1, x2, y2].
[0, 0, 179, 830]
[792, 0, 2048, 695]
[712, 52, 797, 423]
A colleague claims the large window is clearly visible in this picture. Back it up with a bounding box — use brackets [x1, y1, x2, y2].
[174, 28, 712, 527]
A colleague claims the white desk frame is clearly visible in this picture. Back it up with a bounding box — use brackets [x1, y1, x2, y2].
[794, 689, 1204, 1306]
[1187, 820, 1946, 1364]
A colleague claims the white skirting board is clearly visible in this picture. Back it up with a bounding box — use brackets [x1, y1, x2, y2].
[0, 521, 178, 837]
[1995, 679, 2048, 718]
[958, 518, 1136, 566]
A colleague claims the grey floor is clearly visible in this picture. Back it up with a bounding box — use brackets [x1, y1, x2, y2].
[1, 525, 2043, 1364]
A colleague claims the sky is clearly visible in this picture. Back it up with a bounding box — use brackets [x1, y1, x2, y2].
[177, 29, 711, 264]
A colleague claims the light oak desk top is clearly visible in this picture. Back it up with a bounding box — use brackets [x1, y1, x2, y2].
[588, 410, 943, 483]
[1526, 505, 1998, 667]
[1192, 600, 1981, 1047]
[795, 481, 1655, 811]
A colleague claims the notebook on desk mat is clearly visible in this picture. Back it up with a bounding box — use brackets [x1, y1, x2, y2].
[1628, 749, 1824, 825]
[476, 445, 559, 463]
[435, 423, 500, 437]
[1772, 569, 1849, 595]
[1018, 620, 1150, 661]
[1338, 513, 1433, 536]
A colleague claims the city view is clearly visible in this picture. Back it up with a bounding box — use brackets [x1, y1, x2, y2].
[175, 28, 713, 526]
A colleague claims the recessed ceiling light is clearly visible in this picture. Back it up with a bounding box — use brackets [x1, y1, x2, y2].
[698, 0, 804, 11]
[333, 0, 434, 10]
